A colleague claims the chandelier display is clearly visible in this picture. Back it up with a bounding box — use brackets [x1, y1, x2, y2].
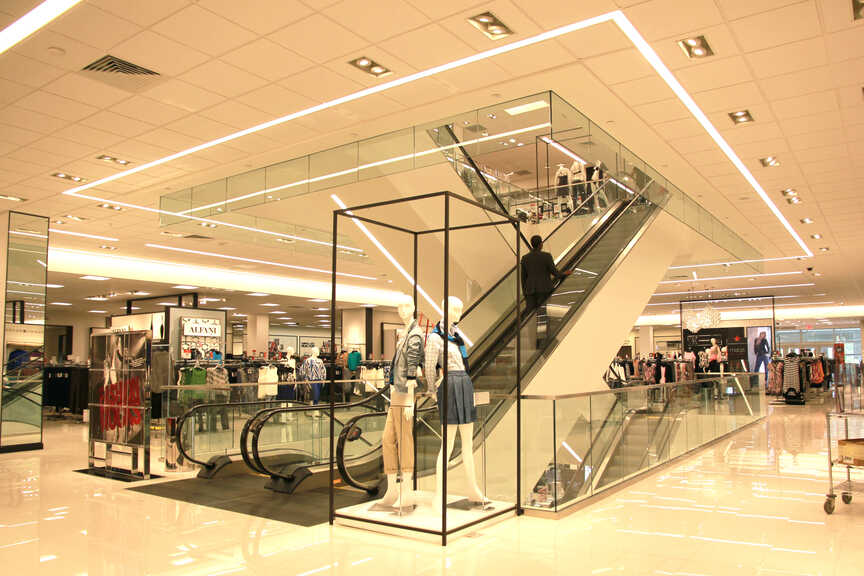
[682, 300, 721, 333]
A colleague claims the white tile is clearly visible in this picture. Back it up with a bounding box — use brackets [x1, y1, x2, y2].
[281, 66, 364, 103]
[198, 100, 275, 129]
[111, 95, 190, 126]
[324, 0, 430, 43]
[584, 49, 655, 85]
[10, 29, 104, 71]
[268, 14, 369, 64]
[220, 38, 314, 82]
[746, 37, 827, 79]
[0, 52, 66, 88]
[142, 79, 225, 113]
[771, 90, 839, 121]
[80, 111, 155, 139]
[50, 3, 142, 50]
[0, 106, 69, 134]
[42, 73, 132, 108]
[153, 5, 257, 56]
[88, 0, 190, 27]
[624, 0, 724, 41]
[378, 23, 474, 71]
[675, 56, 753, 93]
[0, 76, 32, 105]
[180, 60, 269, 99]
[237, 84, 316, 116]
[198, 0, 313, 35]
[714, 0, 802, 20]
[729, 0, 821, 52]
[15, 90, 99, 122]
[112, 30, 211, 77]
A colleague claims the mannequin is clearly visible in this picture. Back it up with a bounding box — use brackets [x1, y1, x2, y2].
[299, 347, 326, 415]
[590, 160, 608, 211]
[706, 338, 721, 373]
[569, 159, 585, 213]
[425, 296, 485, 512]
[378, 294, 423, 509]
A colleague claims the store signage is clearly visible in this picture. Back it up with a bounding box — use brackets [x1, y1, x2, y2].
[182, 317, 222, 337]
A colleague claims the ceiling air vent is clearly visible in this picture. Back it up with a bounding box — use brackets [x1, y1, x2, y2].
[79, 54, 166, 93]
[182, 234, 213, 240]
[464, 124, 487, 133]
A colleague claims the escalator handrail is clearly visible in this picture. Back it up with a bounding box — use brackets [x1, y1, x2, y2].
[247, 385, 392, 480]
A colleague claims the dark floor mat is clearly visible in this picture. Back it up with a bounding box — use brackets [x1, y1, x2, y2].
[128, 474, 372, 526]
[74, 468, 162, 482]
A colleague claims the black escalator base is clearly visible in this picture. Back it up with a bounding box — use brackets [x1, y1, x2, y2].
[266, 466, 313, 494]
[198, 454, 232, 479]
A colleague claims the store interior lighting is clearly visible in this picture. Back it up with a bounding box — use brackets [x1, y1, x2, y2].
[467, 11, 514, 40]
[0, 0, 82, 55]
[677, 35, 714, 59]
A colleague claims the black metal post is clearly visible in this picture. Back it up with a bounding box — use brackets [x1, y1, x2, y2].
[413, 231, 418, 491]
[516, 219, 523, 515]
[442, 192, 449, 546]
[329, 212, 338, 525]
[771, 296, 776, 356]
[679, 300, 684, 358]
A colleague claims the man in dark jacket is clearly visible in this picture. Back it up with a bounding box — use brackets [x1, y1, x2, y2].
[521, 235, 569, 310]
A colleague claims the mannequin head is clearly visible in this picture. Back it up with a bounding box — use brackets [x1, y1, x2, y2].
[595, 160, 601, 167]
[287, 346, 295, 357]
[710, 338, 717, 346]
[396, 293, 414, 325]
[311, 347, 320, 359]
[442, 296, 464, 324]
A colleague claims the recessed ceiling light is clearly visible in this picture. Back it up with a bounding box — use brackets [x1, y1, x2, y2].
[260, 303, 279, 307]
[248, 292, 269, 297]
[854, 0, 864, 21]
[0, 194, 25, 202]
[218, 306, 236, 310]
[53, 172, 87, 183]
[759, 156, 780, 167]
[51, 302, 72, 306]
[100, 245, 117, 250]
[810, 233, 822, 239]
[504, 100, 549, 116]
[96, 154, 132, 166]
[88, 310, 107, 314]
[97, 203, 124, 211]
[677, 35, 714, 59]
[468, 11, 513, 40]
[308, 298, 327, 303]
[158, 301, 176, 306]
[348, 56, 391, 77]
[820, 247, 830, 252]
[160, 231, 184, 238]
[728, 110, 753, 124]
[84, 296, 108, 301]
[800, 218, 813, 224]
[52, 219, 65, 225]
[232, 313, 247, 317]
[81, 275, 109, 281]
[314, 314, 330, 317]
[269, 310, 286, 314]
[199, 222, 217, 228]
[781, 188, 797, 197]
[64, 214, 86, 221]
[173, 285, 198, 290]
[278, 317, 293, 320]
[276, 237, 295, 244]
[787, 197, 801, 204]
[50, 229, 120, 242]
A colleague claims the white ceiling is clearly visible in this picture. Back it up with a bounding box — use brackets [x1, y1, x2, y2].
[0, 0, 861, 318]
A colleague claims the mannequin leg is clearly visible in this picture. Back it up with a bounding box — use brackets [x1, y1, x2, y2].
[433, 424, 458, 512]
[458, 423, 485, 503]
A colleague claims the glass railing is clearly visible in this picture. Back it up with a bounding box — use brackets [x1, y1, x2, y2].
[522, 373, 765, 512]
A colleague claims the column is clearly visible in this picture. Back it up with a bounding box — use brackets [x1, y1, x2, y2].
[246, 314, 270, 360]
[636, 326, 654, 357]
[0, 211, 49, 452]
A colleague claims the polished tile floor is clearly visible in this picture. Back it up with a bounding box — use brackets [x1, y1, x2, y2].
[2, 399, 862, 575]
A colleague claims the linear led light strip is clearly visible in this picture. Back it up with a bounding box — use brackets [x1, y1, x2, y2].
[543, 136, 640, 196]
[658, 271, 803, 284]
[0, 0, 81, 55]
[645, 295, 803, 306]
[180, 123, 550, 216]
[669, 256, 806, 269]
[57, 10, 808, 259]
[144, 243, 377, 281]
[653, 283, 815, 297]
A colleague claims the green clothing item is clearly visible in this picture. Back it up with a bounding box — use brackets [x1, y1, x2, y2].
[181, 367, 207, 401]
[347, 350, 362, 371]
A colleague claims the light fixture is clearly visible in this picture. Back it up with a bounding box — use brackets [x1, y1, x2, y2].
[658, 271, 803, 284]
[96, 154, 132, 166]
[260, 303, 279, 307]
[781, 188, 797, 197]
[820, 247, 830, 252]
[52, 219, 65, 225]
[278, 317, 293, 320]
[158, 302, 177, 306]
[468, 11, 514, 40]
[854, 0, 864, 21]
[800, 218, 813, 224]
[504, 100, 549, 116]
[0, 194, 25, 202]
[348, 56, 391, 77]
[99, 245, 117, 251]
[97, 203, 123, 211]
[160, 231, 184, 238]
[64, 214, 87, 222]
[811, 233, 822, 239]
[53, 172, 86, 182]
[728, 110, 753, 124]
[130, 291, 150, 296]
[653, 283, 815, 297]
[308, 298, 327, 303]
[759, 156, 780, 167]
[677, 35, 714, 59]
[232, 313, 247, 317]
[145, 243, 377, 280]
[199, 222, 217, 228]
[84, 296, 108, 301]
[173, 285, 198, 290]
[269, 310, 286, 314]
[50, 229, 120, 242]
[46, 284, 63, 288]
[50, 302, 72, 306]
[218, 306, 236, 310]
[314, 314, 330, 318]
[81, 275, 109, 281]
[0, 0, 83, 56]
[88, 310, 107, 314]
[276, 238, 295, 244]
[248, 292, 269, 297]
[787, 197, 801, 205]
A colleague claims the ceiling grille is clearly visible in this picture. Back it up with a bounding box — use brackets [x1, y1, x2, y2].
[82, 55, 159, 76]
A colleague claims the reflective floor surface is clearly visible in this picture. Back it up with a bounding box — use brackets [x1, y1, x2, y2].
[1, 398, 862, 575]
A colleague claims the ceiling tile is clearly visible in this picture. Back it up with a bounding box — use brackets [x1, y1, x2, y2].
[198, 0, 313, 35]
[237, 84, 316, 116]
[787, 129, 846, 150]
[759, 67, 834, 101]
[199, 100, 275, 129]
[828, 57, 864, 88]
[746, 37, 827, 79]
[649, 24, 742, 71]
[324, 0, 429, 43]
[494, 40, 575, 78]
[221, 38, 314, 82]
[782, 110, 843, 135]
[29, 136, 99, 161]
[112, 30, 211, 77]
[825, 26, 864, 64]
[166, 115, 235, 141]
[558, 20, 632, 60]
[0, 52, 66, 88]
[80, 111, 155, 138]
[612, 75, 671, 106]
[143, 79, 225, 113]
[676, 56, 753, 93]
[720, 122, 785, 145]
[15, 90, 99, 122]
[268, 14, 368, 64]
[110, 95, 189, 126]
[771, 90, 839, 121]
[281, 66, 364, 104]
[0, 77, 31, 105]
[153, 5, 257, 56]
[10, 29, 104, 71]
[692, 81, 763, 113]
[714, 0, 801, 20]
[180, 60, 269, 98]
[88, 0, 190, 27]
[633, 98, 691, 124]
[584, 49, 655, 85]
[0, 106, 69, 134]
[0, 123, 42, 146]
[625, 0, 723, 41]
[54, 123, 126, 150]
[728, 1, 821, 53]
[652, 117, 705, 139]
[378, 23, 474, 71]
[42, 73, 131, 108]
[50, 3, 142, 50]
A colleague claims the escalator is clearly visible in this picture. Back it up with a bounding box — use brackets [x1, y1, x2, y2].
[336, 176, 664, 492]
[1, 354, 45, 437]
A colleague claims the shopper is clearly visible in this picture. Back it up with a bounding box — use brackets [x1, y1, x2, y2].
[753, 331, 771, 378]
[520, 235, 570, 311]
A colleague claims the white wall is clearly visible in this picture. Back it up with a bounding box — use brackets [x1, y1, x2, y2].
[45, 310, 107, 362]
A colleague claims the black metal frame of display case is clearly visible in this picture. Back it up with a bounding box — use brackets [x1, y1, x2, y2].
[679, 295, 777, 356]
[330, 190, 522, 546]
